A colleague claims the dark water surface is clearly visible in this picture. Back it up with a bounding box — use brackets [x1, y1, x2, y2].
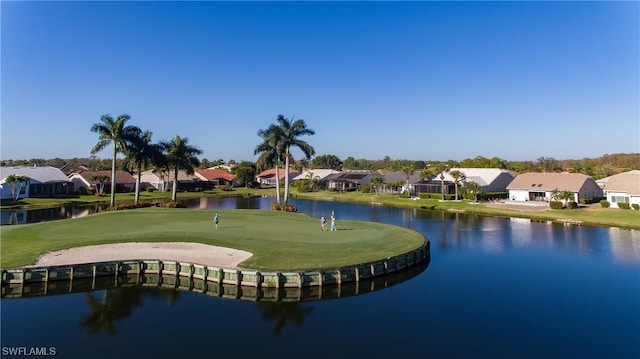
[2, 197, 639, 358]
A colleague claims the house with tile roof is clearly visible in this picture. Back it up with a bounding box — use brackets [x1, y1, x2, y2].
[601, 170, 640, 209]
[256, 168, 301, 185]
[1, 166, 72, 199]
[68, 170, 136, 194]
[506, 172, 603, 203]
[195, 168, 237, 186]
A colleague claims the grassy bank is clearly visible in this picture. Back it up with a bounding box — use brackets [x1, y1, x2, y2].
[0, 208, 425, 269]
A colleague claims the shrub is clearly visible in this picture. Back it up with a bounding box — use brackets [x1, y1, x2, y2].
[359, 184, 372, 193]
[217, 184, 233, 191]
[146, 187, 155, 193]
[251, 182, 262, 189]
[600, 200, 610, 208]
[156, 201, 185, 208]
[271, 202, 297, 212]
[549, 201, 564, 209]
[618, 202, 630, 210]
[418, 193, 430, 199]
[632, 204, 639, 211]
[566, 201, 579, 209]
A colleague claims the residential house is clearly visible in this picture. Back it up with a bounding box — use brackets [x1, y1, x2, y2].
[292, 169, 340, 182]
[195, 168, 237, 186]
[256, 168, 301, 186]
[440, 168, 515, 193]
[1, 166, 72, 199]
[166, 170, 203, 191]
[137, 170, 167, 191]
[68, 170, 136, 194]
[601, 170, 640, 209]
[384, 170, 424, 195]
[321, 170, 382, 192]
[506, 172, 603, 203]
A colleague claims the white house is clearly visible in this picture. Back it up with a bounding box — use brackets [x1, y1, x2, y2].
[439, 168, 515, 193]
[507, 172, 603, 202]
[602, 170, 640, 209]
[68, 170, 136, 193]
[138, 170, 167, 191]
[292, 169, 340, 182]
[1, 166, 71, 199]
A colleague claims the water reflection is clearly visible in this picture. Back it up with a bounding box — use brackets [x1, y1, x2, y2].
[2, 262, 427, 335]
[256, 301, 313, 335]
[0, 203, 110, 225]
[80, 287, 181, 335]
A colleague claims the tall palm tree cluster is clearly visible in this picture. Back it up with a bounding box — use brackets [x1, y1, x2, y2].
[254, 115, 315, 207]
[90, 114, 201, 206]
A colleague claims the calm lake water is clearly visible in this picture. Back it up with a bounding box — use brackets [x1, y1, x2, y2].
[2, 197, 639, 358]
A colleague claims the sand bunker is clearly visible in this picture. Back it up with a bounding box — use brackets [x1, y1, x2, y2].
[31, 242, 253, 269]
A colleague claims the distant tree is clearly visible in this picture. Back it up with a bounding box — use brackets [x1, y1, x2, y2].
[90, 114, 139, 206]
[311, 154, 342, 170]
[342, 157, 356, 169]
[449, 170, 466, 200]
[231, 161, 256, 187]
[4, 174, 29, 200]
[124, 129, 161, 204]
[369, 176, 385, 196]
[536, 156, 561, 172]
[89, 175, 110, 195]
[163, 135, 202, 201]
[400, 164, 415, 195]
[265, 115, 315, 204]
[433, 163, 450, 200]
[255, 125, 285, 203]
[463, 181, 483, 202]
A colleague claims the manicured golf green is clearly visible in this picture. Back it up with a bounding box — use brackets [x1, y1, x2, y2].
[0, 208, 426, 270]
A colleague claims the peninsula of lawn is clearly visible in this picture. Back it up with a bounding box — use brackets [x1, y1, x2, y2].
[0, 208, 427, 270]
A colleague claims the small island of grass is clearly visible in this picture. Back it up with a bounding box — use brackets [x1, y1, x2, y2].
[0, 208, 427, 270]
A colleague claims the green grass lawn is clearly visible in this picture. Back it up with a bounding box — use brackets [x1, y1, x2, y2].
[0, 208, 426, 270]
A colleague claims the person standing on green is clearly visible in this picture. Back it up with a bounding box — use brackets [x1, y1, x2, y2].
[214, 213, 220, 229]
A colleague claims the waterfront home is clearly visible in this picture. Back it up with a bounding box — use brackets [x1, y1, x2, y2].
[321, 170, 382, 192]
[68, 170, 136, 194]
[195, 168, 237, 186]
[292, 169, 340, 182]
[1, 166, 72, 199]
[137, 170, 167, 191]
[601, 170, 640, 209]
[256, 168, 301, 186]
[507, 172, 603, 202]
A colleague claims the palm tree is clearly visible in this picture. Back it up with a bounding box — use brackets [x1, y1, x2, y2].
[264, 115, 315, 204]
[369, 176, 385, 196]
[433, 164, 450, 200]
[163, 135, 202, 201]
[464, 181, 483, 202]
[449, 170, 465, 200]
[124, 129, 161, 204]
[401, 165, 415, 196]
[90, 114, 139, 207]
[255, 125, 285, 203]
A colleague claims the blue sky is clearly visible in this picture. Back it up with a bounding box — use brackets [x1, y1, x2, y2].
[2, 1, 638, 163]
